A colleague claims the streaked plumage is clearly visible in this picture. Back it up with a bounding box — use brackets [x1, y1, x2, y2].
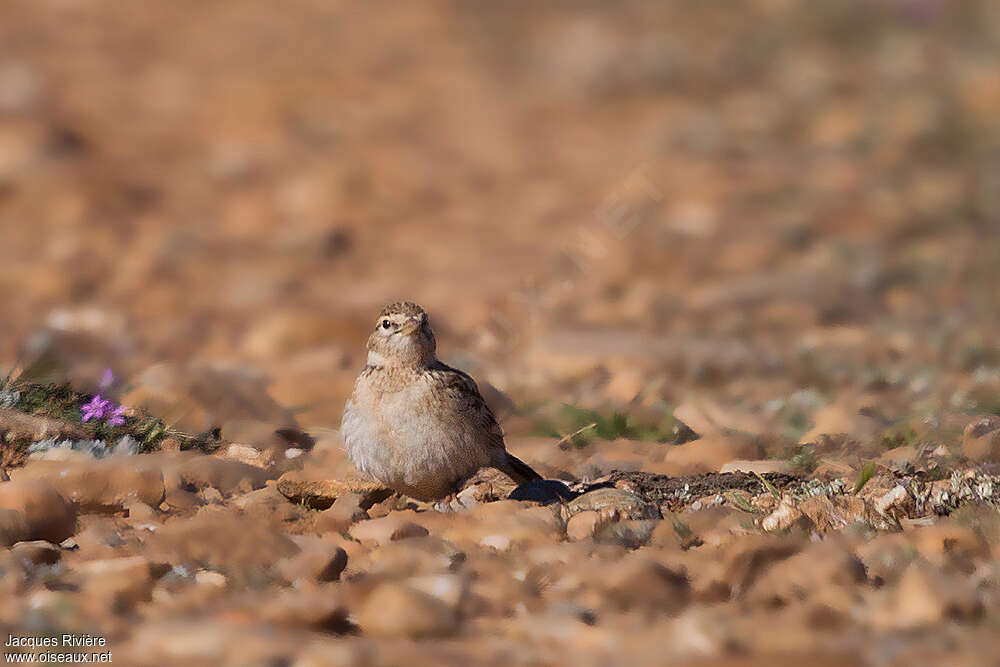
[341, 302, 540, 500]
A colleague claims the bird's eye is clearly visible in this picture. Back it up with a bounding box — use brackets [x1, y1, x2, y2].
[381, 319, 391, 330]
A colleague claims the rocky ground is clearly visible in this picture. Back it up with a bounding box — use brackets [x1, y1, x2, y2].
[2, 0, 1000, 665]
[3, 382, 1000, 666]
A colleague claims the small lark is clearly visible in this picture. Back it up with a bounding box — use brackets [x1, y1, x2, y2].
[342, 301, 541, 501]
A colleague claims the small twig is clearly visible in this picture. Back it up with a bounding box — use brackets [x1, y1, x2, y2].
[753, 471, 781, 500]
[555, 422, 598, 449]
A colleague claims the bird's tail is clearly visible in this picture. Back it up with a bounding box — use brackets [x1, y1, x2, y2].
[500, 453, 543, 485]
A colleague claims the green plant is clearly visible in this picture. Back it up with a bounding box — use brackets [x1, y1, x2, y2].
[783, 445, 819, 473]
[853, 462, 877, 494]
[534, 403, 680, 448]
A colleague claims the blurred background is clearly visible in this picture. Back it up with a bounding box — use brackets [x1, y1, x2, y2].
[1, 0, 999, 431]
[2, 0, 1000, 662]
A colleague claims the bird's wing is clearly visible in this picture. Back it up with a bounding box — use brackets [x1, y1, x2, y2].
[425, 361, 542, 484]
[425, 361, 507, 451]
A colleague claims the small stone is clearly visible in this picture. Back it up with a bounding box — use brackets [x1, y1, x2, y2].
[479, 534, 511, 551]
[591, 555, 690, 614]
[79, 556, 171, 613]
[125, 502, 159, 524]
[229, 485, 300, 523]
[566, 510, 602, 541]
[358, 536, 465, 579]
[797, 494, 867, 533]
[405, 574, 466, 609]
[316, 493, 368, 533]
[722, 535, 805, 597]
[278, 546, 348, 583]
[10, 540, 61, 566]
[260, 588, 351, 633]
[176, 455, 269, 496]
[746, 540, 867, 607]
[879, 560, 983, 629]
[162, 487, 204, 512]
[454, 466, 519, 506]
[357, 583, 458, 638]
[761, 497, 814, 533]
[198, 487, 224, 505]
[874, 485, 913, 521]
[222, 444, 272, 469]
[194, 570, 228, 588]
[0, 479, 76, 545]
[962, 416, 1000, 462]
[594, 519, 658, 548]
[349, 515, 428, 545]
[908, 520, 991, 573]
[565, 487, 659, 521]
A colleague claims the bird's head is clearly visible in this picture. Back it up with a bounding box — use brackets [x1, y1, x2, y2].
[366, 301, 437, 367]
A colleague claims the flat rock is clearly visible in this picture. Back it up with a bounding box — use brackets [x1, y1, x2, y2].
[0, 479, 77, 544]
[564, 487, 659, 520]
[15, 457, 165, 513]
[277, 468, 392, 510]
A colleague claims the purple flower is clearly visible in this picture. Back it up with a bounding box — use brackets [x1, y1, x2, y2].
[106, 404, 127, 427]
[99, 368, 114, 390]
[81, 395, 111, 422]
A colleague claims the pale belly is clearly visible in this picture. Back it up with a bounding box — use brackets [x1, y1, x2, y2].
[342, 382, 491, 500]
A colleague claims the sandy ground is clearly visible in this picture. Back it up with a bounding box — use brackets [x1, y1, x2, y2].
[1, 0, 1000, 664]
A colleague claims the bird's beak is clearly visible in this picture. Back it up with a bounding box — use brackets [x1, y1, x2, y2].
[398, 318, 422, 336]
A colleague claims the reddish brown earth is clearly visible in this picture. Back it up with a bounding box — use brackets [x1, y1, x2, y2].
[2, 0, 1000, 665]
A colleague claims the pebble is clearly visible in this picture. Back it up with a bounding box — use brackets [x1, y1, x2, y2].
[357, 583, 459, 639]
[349, 515, 429, 545]
[0, 479, 77, 544]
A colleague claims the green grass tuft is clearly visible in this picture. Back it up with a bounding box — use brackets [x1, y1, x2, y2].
[853, 462, 878, 494]
[783, 445, 819, 473]
[533, 403, 681, 448]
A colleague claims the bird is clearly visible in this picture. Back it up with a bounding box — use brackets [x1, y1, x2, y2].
[341, 301, 541, 501]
